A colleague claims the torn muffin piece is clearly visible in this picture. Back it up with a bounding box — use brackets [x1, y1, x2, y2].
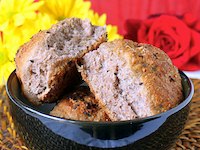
[79, 39, 183, 121]
[15, 18, 107, 104]
[50, 86, 110, 122]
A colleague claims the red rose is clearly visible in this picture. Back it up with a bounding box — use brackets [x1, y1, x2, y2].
[125, 14, 200, 71]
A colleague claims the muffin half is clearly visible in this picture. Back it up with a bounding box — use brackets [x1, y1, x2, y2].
[15, 18, 107, 104]
[79, 39, 183, 121]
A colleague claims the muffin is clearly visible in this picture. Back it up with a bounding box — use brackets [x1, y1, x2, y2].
[78, 39, 183, 121]
[15, 18, 107, 104]
[50, 86, 110, 121]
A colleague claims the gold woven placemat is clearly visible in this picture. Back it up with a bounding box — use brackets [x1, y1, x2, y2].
[0, 79, 200, 150]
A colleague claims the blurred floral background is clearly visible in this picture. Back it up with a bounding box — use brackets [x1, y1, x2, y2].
[0, 0, 200, 86]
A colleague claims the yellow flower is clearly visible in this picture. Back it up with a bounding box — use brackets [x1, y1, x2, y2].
[34, 13, 56, 31]
[107, 25, 123, 41]
[19, 13, 56, 43]
[0, 28, 24, 86]
[0, 0, 43, 30]
[88, 10, 122, 41]
[88, 11, 107, 26]
[39, 0, 91, 21]
[0, 0, 44, 85]
[0, 42, 15, 86]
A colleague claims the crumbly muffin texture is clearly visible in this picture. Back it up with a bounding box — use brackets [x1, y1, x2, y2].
[79, 39, 183, 121]
[15, 18, 107, 104]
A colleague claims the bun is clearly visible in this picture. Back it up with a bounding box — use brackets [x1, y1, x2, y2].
[15, 18, 107, 104]
[79, 39, 183, 121]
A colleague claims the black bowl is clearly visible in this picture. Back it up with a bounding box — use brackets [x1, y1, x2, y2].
[6, 70, 194, 150]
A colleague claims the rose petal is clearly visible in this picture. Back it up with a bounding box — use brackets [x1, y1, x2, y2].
[152, 31, 178, 58]
[189, 30, 200, 57]
[183, 13, 197, 28]
[194, 21, 200, 32]
[160, 35, 174, 52]
[178, 54, 200, 71]
[148, 15, 191, 54]
[138, 18, 155, 42]
[171, 49, 191, 68]
[145, 25, 184, 58]
[171, 30, 200, 70]
[137, 15, 194, 69]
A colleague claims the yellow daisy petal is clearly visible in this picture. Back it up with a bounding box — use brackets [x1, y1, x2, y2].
[107, 25, 123, 41]
[39, 0, 92, 20]
[0, 61, 15, 86]
[0, 44, 15, 86]
[0, 21, 9, 31]
[0, 0, 43, 28]
[13, 14, 25, 26]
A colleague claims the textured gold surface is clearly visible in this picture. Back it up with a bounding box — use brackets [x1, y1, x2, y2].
[0, 79, 200, 150]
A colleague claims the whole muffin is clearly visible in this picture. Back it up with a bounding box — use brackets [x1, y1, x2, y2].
[15, 18, 107, 104]
[79, 39, 183, 121]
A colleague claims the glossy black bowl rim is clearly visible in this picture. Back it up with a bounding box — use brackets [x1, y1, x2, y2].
[6, 70, 194, 125]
